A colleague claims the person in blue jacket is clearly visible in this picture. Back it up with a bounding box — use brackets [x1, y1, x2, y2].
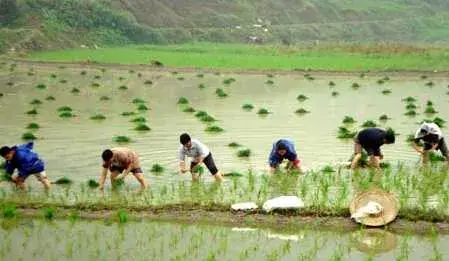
[268, 139, 302, 174]
[0, 142, 51, 190]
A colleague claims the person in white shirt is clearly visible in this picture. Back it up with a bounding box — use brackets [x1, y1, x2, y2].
[178, 133, 224, 182]
[412, 122, 449, 164]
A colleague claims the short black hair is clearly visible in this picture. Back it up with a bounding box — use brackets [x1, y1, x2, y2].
[180, 133, 191, 145]
[102, 149, 113, 161]
[385, 128, 396, 144]
[0, 146, 11, 157]
[277, 142, 287, 151]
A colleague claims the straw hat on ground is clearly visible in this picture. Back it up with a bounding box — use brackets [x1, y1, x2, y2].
[350, 229, 397, 254]
[349, 188, 399, 227]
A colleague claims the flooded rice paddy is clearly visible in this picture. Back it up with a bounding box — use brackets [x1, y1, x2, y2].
[0, 218, 448, 261]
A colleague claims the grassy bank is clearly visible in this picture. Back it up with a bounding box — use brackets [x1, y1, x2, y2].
[26, 43, 449, 71]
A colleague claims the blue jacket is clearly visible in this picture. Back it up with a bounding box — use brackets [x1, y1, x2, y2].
[268, 139, 298, 167]
[4, 142, 44, 177]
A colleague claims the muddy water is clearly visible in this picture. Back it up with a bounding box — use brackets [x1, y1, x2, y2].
[0, 218, 447, 261]
[0, 62, 448, 187]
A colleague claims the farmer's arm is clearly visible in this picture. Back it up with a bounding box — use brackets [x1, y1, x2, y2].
[178, 147, 187, 173]
[268, 149, 279, 173]
[99, 167, 108, 190]
[286, 153, 301, 172]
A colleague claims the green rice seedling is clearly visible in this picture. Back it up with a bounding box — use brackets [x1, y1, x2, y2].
[331, 91, 339, 97]
[58, 106, 72, 112]
[342, 116, 356, 124]
[265, 80, 274, 85]
[134, 124, 151, 131]
[130, 116, 146, 123]
[27, 71, 35, 76]
[242, 103, 254, 110]
[177, 76, 185, 81]
[144, 80, 153, 85]
[267, 73, 275, 78]
[360, 72, 366, 78]
[2, 205, 17, 218]
[406, 134, 415, 143]
[0, 93, 3, 97]
[183, 107, 195, 113]
[36, 84, 47, 90]
[406, 103, 417, 110]
[257, 108, 270, 115]
[295, 108, 310, 114]
[87, 179, 99, 188]
[337, 127, 357, 139]
[50, 73, 57, 78]
[137, 104, 149, 111]
[329, 81, 336, 87]
[421, 75, 428, 79]
[297, 94, 308, 102]
[59, 65, 66, 69]
[80, 70, 87, 75]
[100, 96, 110, 101]
[52, 177, 73, 185]
[216, 88, 228, 97]
[322, 165, 335, 172]
[26, 109, 38, 115]
[113, 136, 131, 143]
[224, 172, 243, 177]
[71, 88, 80, 94]
[197, 73, 204, 78]
[132, 98, 145, 104]
[59, 79, 67, 84]
[26, 122, 40, 130]
[237, 148, 251, 158]
[379, 114, 390, 121]
[429, 152, 446, 162]
[100, 68, 107, 72]
[361, 120, 377, 128]
[405, 110, 417, 116]
[377, 79, 385, 84]
[424, 106, 438, 114]
[228, 142, 241, 148]
[22, 132, 37, 140]
[199, 115, 216, 123]
[137, 72, 142, 77]
[205, 125, 224, 133]
[223, 78, 236, 85]
[177, 97, 189, 104]
[90, 114, 106, 120]
[382, 89, 392, 95]
[425, 81, 434, 87]
[29, 99, 42, 105]
[59, 111, 75, 118]
[121, 111, 135, 116]
[351, 82, 360, 89]
[43, 208, 55, 220]
[91, 82, 100, 87]
[6, 82, 13, 86]
[402, 96, 417, 103]
[195, 111, 208, 118]
[119, 85, 128, 90]
[129, 70, 135, 74]
[305, 75, 315, 80]
[432, 117, 446, 127]
[198, 83, 206, 89]
[151, 164, 165, 173]
[426, 100, 434, 107]
[112, 178, 125, 189]
[119, 77, 126, 81]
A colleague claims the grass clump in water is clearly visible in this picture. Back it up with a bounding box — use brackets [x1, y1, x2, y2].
[361, 120, 377, 128]
[59, 112, 75, 118]
[425, 81, 434, 87]
[177, 76, 185, 81]
[2, 205, 17, 219]
[137, 104, 149, 111]
[52, 177, 73, 185]
[223, 78, 236, 85]
[117, 210, 128, 223]
[45, 96, 55, 101]
[80, 71, 87, 76]
[26, 109, 38, 115]
[242, 103, 254, 110]
[424, 106, 438, 114]
[151, 164, 165, 173]
[130, 117, 146, 123]
[177, 97, 189, 104]
[196, 73, 204, 78]
[329, 81, 336, 87]
[237, 148, 251, 158]
[100, 96, 110, 101]
[337, 127, 357, 139]
[331, 91, 339, 97]
[296, 94, 308, 102]
[295, 108, 310, 115]
[322, 165, 335, 173]
[216, 88, 228, 97]
[59, 79, 67, 84]
[422, 117, 446, 128]
[351, 82, 360, 89]
[134, 124, 151, 131]
[342, 116, 356, 124]
[87, 179, 99, 188]
[265, 80, 274, 85]
[377, 79, 385, 84]
[429, 152, 446, 162]
[29, 99, 42, 105]
[118, 85, 128, 90]
[182, 107, 195, 113]
[199, 114, 216, 123]
[402, 96, 417, 103]
[426, 100, 434, 107]
[57, 106, 72, 112]
[257, 108, 270, 115]
[91, 82, 101, 88]
[22, 132, 37, 140]
[90, 114, 106, 120]
[382, 89, 392, 95]
[379, 114, 390, 122]
[43, 208, 55, 220]
[26, 123, 40, 130]
[406, 103, 417, 110]
[121, 111, 135, 116]
[71, 88, 80, 94]
[132, 98, 145, 104]
[198, 83, 206, 89]
[113, 136, 131, 143]
[420, 75, 428, 79]
[405, 110, 417, 116]
[228, 142, 241, 148]
[144, 80, 153, 85]
[36, 84, 47, 90]
[205, 125, 224, 133]
[195, 111, 208, 118]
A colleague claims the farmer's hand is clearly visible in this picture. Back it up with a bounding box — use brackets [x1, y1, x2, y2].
[379, 154, 384, 160]
[180, 168, 187, 174]
[115, 173, 126, 180]
[99, 184, 104, 191]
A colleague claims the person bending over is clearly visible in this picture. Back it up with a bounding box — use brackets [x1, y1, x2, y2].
[268, 139, 302, 174]
[351, 128, 395, 170]
[412, 122, 449, 164]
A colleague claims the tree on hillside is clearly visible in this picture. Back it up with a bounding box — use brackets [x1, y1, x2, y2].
[0, 0, 19, 25]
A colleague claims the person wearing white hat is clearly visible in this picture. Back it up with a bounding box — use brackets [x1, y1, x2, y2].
[412, 122, 449, 164]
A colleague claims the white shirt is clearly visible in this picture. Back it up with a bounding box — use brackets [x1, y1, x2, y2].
[179, 139, 210, 160]
[414, 122, 443, 140]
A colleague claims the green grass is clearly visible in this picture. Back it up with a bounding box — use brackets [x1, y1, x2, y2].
[57, 106, 72, 112]
[27, 43, 449, 71]
[26, 109, 38, 115]
[121, 111, 136, 116]
[2, 205, 17, 219]
[22, 132, 37, 140]
[342, 116, 356, 124]
[331, 91, 339, 97]
[406, 103, 418, 110]
[71, 88, 80, 94]
[151, 164, 165, 173]
[29, 99, 42, 105]
[351, 82, 360, 89]
[43, 208, 55, 220]
[228, 142, 241, 148]
[382, 89, 392, 95]
[242, 103, 254, 110]
[26, 122, 40, 130]
[329, 81, 336, 87]
[257, 108, 270, 115]
[361, 120, 377, 128]
[223, 78, 236, 85]
[52, 177, 73, 185]
[236, 148, 251, 158]
[59, 112, 75, 118]
[424, 106, 438, 114]
[113, 136, 131, 143]
[100, 96, 110, 101]
[205, 125, 224, 133]
[337, 127, 357, 139]
[296, 94, 308, 102]
[130, 117, 146, 123]
[87, 179, 100, 188]
[403, 96, 417, 103]
[215, 88, 228, 98]
[36, 84, 47, 90]
[134, 124, 151, 131]
[177, 97, 189, 104]
[90, 114, 106, 120]
[137, 104, 149, 111]
[132, 98, 146, 104]
[405, 110, 418, 116]
[182, 107, 195, 113]
[379, 114, 390, 121]
[295, 108, 310, 115]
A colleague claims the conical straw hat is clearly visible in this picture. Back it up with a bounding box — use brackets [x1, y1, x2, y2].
[349, 188, 399, 227]
[350, 229, 397, 254]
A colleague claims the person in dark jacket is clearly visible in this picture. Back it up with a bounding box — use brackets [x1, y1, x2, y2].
[268, 139, 302, 174]
[0, 142, 51, 190]
[351, 128, 396, 170]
